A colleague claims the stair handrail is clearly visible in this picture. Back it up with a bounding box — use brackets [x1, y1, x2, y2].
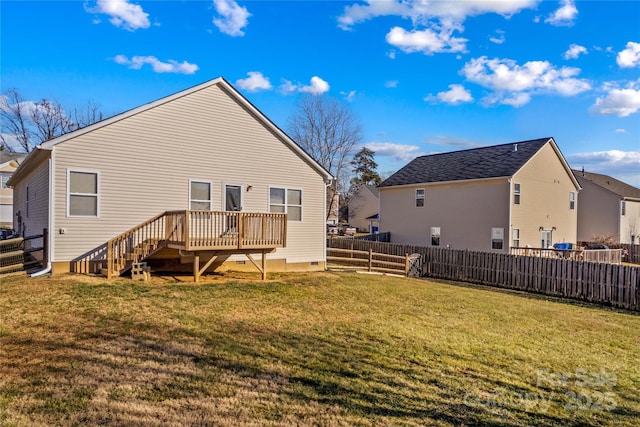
[106, 211, 169, 278]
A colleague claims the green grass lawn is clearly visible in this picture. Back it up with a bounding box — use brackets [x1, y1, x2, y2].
[1, 271, 638, 426]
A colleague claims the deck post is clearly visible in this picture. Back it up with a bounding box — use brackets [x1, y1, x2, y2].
[193, 252, 200, 283]
[184, 211, 190, 250]
[238, 212, 244, 249]
[106, 240, 113, 279]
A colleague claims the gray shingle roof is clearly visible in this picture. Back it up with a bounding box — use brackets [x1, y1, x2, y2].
[573, 169, 640, 199]
[379, 138, 551, 187]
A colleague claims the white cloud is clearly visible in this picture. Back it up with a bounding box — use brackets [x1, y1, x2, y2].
[424, 135, 483, 150]
[489, 30, 505, 45]
[617, 42, 640, 68]
[568, 150, 640, 184]
[564, 44, 587, 60]
[615, 129, 628, 134]
[545, 0, 578, 26]
[341, 90, 357, 102]
[425, 84, 473, 105]
[338, 1, 537, 56]
[591, 80, 640, 117]
[113, 55, 198, 74]
[213, 0, 250, 37]
[461, 56, 591, 106]
[338, 0, 538, 29]
[386, 50, 396, 59]
[279, 76, 330, 95]
[385, 80, 399, 88]
[365, 141, 425, 162]
[92, 0, 150, 31]
[235, 71, 272, 92]
[386, 25, 468, 55]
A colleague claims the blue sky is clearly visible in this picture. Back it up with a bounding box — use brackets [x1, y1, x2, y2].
[2, 0, 639, 186]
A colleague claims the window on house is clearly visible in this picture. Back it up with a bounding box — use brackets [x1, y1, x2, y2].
[512, 228, 520, 248]
[190, 180, 212, 210]
[1, 173, 9, 189]
[621, 201, 626, 216]
[270, 187, 302, 221]
[415, 188, 425, 207]
[491, 227, 504, 250]
[541, 230, 553, 248]
[513, 183, 521, 205]
[430, 226, 441, 246]
[569, 192, 575, 210]
[68, 171, 98, 216]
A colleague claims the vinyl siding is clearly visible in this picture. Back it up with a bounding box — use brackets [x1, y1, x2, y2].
[511, 142, 578, 248]
[11, 156, 49, 247]
[51, 84, 325, 263]
[348, 187, 378, 232]
[621, 200, 640, 244]
[575, 179, 620, 242]
[380, 179, 510, 251]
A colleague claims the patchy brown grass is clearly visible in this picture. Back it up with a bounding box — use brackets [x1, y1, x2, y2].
[1, 271, 639, 426]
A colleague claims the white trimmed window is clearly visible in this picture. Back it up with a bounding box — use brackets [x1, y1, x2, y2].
[513, 183, 521, 205]
[621, 201, 626, 216]
[512, 228, 520, 248]
[269, 187, 302, 221]
[491, 227, 504, 250]
[68, 170, 99, 217]
[190, 180, 212, 210]
[569, 192, 575, 210]
[415, 188, 425, 207]
[430, 226, 441, 246]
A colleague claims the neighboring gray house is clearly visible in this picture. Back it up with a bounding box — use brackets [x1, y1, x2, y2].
[8, 77, 333, 278]
[348, 184, 379, 232]
[379, 138, 580, 252]
[573, 169, 640, 244]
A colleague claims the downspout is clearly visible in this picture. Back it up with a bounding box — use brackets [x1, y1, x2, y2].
[507, 178, 512, 253]
[31, 155, 54, 277]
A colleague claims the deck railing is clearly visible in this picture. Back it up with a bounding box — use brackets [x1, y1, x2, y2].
[106, 210, 287, 278]
[510, 247, 623, 264]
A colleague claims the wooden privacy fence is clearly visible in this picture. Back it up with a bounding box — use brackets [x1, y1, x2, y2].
[0, 229, 47, 274]
[326, 246, 421, 276]
[327, 238, 640, 311]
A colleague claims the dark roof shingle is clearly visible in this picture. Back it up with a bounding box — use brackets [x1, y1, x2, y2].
[379, 138, 551, 187]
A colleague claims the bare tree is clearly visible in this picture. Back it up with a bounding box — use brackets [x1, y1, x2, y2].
[1, 88, 104, 153]
[288, 94, 363, 221]
[0, 89, 32, 152]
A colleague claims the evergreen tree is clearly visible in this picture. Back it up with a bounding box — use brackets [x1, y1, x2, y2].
[350, 147, 382, 187]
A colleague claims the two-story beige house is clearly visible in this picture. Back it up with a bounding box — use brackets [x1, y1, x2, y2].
[573, 170, 640, 244]
[348, 184, 379, 232]
[379, 138, 580, 252]
[8, 77, 332, 278]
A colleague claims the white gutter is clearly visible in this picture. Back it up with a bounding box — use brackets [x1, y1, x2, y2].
[30, 155, 55, 278]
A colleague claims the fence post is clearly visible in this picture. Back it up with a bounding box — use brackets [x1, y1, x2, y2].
[368, 248, 372, 272]
[405, 253, 409, 277]
[42, 228, 48, 267]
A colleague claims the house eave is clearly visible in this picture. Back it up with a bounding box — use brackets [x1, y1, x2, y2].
[378, 175, 510, 190]
[5, 147, 51, 187]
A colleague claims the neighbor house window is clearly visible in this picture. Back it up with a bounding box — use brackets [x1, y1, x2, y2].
[1, 173, 9, 189]
[512, 228, 520, 248]
[430, 226, 441, 246]
[189, 180, 212, 210]
[621, 201, 626, 216]
[513, 183, 521, 205]
[491, 227, 504, 250]
[270, 187, 302, 221]
[68, 170, 98, 217]
[569, 192, 575, 210]
[415, 188, 425, 207]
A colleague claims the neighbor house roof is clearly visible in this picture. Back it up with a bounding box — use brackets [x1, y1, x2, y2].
[364, 185, 380, 198]
[573, 169, 640, 200]
[8, 77, 333, 186]
[379, 137, 568, 188]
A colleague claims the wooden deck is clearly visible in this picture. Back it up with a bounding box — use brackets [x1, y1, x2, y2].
[105, 210, 287, 280]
